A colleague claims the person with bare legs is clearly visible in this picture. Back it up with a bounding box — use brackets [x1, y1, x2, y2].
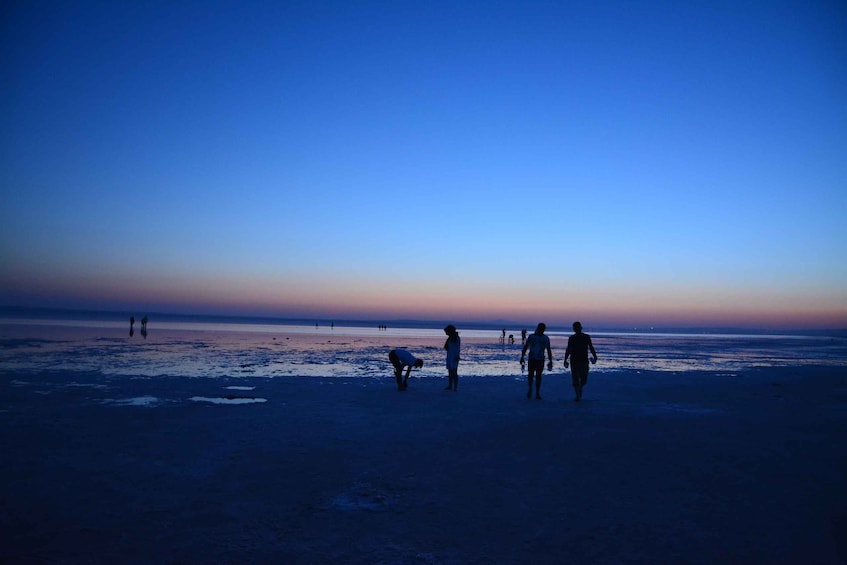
[564, 321, 597, 402]
[388, 348, 424, 391]
[520, 323, 553, 399]
[443, 324, 461, 391]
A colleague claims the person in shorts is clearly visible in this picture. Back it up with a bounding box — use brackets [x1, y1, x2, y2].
[564, 321, 597, 402]
[520, 323, 553, 400]
[443, 324, 461, 391]
[388, 348, 424, 391]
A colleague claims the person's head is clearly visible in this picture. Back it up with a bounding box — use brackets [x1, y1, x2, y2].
[535, 322, 546, 334]
[444, 324, 457, 336]
[573, 321, 582, 332]
[414, 359, 424, 368]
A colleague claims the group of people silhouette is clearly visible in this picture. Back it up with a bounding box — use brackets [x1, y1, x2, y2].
[389, 322, 598, 401]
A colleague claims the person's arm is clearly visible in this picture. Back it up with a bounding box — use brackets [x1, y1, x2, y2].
[563, 340, 571, 367]
[520, 341, 529, 364]
[589, 337, 597, 364]
[546, 342, 553, 370]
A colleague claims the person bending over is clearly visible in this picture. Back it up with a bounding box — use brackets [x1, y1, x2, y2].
[388, 348, 424, 391]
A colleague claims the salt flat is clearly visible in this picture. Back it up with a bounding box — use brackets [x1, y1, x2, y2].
[2, 366, 845, 563]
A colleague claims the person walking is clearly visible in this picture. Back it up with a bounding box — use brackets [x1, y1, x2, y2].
[564, 321, 598, 402]
[388, 348, 424, 391]
[443, 324, 461, 391]
[520, 323, 553, 399]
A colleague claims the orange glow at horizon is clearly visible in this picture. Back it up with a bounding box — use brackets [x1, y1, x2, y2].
[2, 268, 845, 329]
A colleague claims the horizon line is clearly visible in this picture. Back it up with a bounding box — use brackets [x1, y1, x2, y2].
[2, 305, 846, 336]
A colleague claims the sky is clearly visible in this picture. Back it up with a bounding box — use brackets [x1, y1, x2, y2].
[2, 0, 846, 329]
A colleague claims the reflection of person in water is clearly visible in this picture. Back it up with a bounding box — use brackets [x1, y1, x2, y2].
[388, 348, 423, 391]
[129, 316, 135, 337]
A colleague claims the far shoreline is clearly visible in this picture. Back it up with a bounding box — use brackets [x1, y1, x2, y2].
[3, 305, 846, 338]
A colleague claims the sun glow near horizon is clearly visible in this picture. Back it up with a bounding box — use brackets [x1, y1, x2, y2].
[2, 263, 844, 330]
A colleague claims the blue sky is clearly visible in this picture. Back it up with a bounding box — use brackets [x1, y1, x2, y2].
[2, 0, 846, 328]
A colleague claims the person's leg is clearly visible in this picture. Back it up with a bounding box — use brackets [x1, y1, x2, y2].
[528, 360, 542, 398]
[389, 351, 403, 389]
[573, 365, 588, 401]
[579, 367, 589, 399]
[572, 369, 580, 400]
[536, 369, 543, 399]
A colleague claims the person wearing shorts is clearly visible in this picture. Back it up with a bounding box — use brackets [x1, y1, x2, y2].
[388, 348, 423, 391]
[443, 324, 461, 391]
[564, 321, 597, 402]
[520, 323, 553, 400]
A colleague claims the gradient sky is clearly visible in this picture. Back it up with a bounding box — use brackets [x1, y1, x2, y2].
[2, 0, 846, 329]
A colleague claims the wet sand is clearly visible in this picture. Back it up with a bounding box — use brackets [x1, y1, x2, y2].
[2, 366, 846, 563]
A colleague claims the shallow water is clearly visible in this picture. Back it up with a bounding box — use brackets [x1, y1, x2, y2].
[1, 319, 845, 379]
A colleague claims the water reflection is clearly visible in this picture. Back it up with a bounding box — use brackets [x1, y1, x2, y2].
[1, 322, 844, 379]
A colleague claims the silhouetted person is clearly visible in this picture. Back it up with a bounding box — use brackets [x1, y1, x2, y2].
[520, 323, 553, 399]
[521, 328, 527, 344]
[500, 328, 506, 344]
[129, 316, 135, 337]
[564, 321, 597, 402]
[388, 348, 424, 391]
[508, 334, 515, 344]
[140, 315, 148, 339]
[443, 324, 461, 391]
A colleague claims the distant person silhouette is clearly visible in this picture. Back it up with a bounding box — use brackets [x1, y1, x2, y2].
[443, 324, 461, 391]
[129, 316, 135, 337]
[521, 328, 527, 344]
[564, 321, 597, 402]
[520, 323, 553, 399]
[500, 328, 506, 344]
[388, 348, 424, 391]
[140, 315, 148, 339]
